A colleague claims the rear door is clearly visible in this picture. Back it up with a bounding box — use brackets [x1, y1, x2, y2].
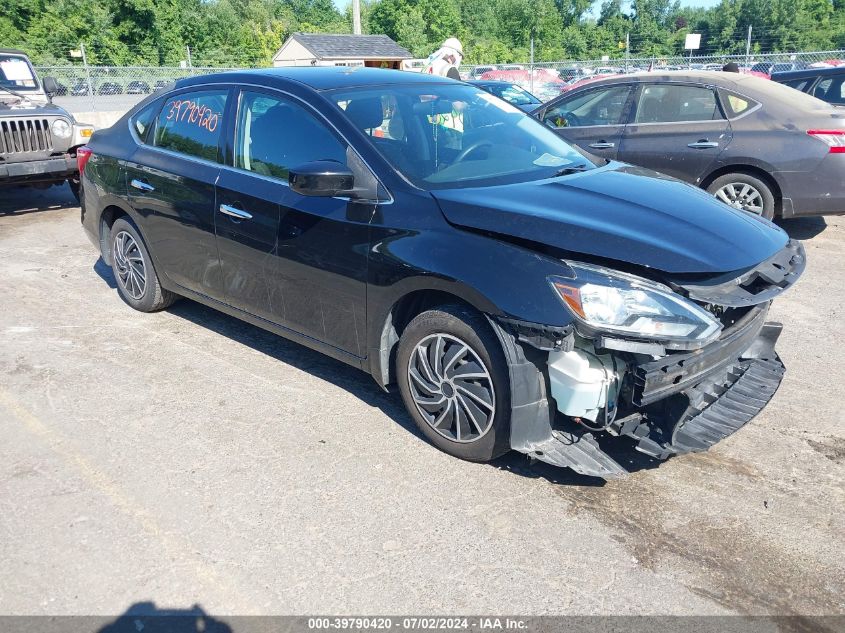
[125, 87, 231, 299]
[536, 84, 634, 160]
[617, 82, 731, 184]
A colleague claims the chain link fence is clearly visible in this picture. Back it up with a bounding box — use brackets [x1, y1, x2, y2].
[460, 50, 845, 100]
[36, 49, 845, 114]
[34, 65, 243, 113]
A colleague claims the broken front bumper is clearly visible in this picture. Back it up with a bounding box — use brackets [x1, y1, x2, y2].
[496, 303, 786, 479]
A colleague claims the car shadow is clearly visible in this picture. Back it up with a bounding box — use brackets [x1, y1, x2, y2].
[0, 183, 77, 216]
[776, 215, 827, 240]
[96, 602, 232, 633]
[93, 258, 668, 488]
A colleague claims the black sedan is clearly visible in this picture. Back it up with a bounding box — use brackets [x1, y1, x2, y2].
[79, 68, 803, 478]
[468, 80, 542, 112]
[533, 71, 845, 218]
[773, 66, 845, 106]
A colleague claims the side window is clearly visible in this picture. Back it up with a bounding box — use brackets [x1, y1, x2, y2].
[235, 91, 347, 179]
[782, 78, 812, 92]
[130, 100, 160, 143]
[635, 84, 723, 123]
[812, 77, 845, 104]
[543, 86, 631, 128]
[719, 89, 759, 118]
[154, 90, 228, 162]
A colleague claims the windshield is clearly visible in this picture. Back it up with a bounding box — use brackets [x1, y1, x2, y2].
[482, 83, 540, 106]
[0, 54, 38, 92]
[330, 83, 594, 190]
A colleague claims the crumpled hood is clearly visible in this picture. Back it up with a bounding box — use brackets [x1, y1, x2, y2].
[430, 163, 789, 274]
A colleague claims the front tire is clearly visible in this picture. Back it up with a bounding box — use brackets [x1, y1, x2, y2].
[396, 305, 511, 462]
[707, 172, 775, 219]
[109, 217, 177, 312]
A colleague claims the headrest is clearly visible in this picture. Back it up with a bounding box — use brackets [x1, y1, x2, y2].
[344, 98, 385, 130]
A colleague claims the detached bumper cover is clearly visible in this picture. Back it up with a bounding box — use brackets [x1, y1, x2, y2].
[499, 311, 786, 479]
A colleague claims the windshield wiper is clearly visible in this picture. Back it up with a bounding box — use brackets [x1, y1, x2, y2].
[553, 163, 590, 176]
[0, 84, 28, 101]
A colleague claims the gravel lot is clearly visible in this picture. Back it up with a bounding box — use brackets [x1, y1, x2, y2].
[1, 185, 843, 617]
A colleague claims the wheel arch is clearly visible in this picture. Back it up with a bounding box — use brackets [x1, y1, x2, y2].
[700, 164, 783, 216]
[97, 202, 133, 265]
[369, 286, 492, 390]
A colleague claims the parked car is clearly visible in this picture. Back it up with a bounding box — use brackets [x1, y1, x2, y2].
[533, 70, 845, 218]
[97, 81, 123, 95]
[468, 65, 497, 79]
[70, 79, 92, 96]
[468, 80, 542, 112]
[152, 80, 171, 92]
[773, 66, 845, 106]
[750, 61, 808, 76]
[127, 80, 152, 95]
[0, 49, 94, 201]
[80, 67, 804, 479]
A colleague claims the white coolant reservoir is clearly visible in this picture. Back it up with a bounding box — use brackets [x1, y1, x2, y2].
[547, 346, 625, 422]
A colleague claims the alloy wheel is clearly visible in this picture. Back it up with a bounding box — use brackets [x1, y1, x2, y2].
[113, 230, 147, 300]
[714, 182, 764, 215]
[406, 333, 496, 443]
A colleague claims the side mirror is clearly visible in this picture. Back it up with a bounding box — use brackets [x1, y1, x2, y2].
[289, 161, 355, 198]
[42, 76, 59, 97]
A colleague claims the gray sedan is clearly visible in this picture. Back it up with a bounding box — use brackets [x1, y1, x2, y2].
[532, 71, 845, 219]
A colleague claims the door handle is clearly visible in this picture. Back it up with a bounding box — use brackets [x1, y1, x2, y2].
[130, 178, 155, 192]
[219, 204, 253, 220]
[688, 140, 719, 149]
[588, 141, 615, 149]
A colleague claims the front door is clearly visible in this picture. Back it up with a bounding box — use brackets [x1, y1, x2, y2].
[538, 84, 634, 160]
[125, 88, 230, 299]
[218, 88, 372, 357]
[617, 83, 732, 184]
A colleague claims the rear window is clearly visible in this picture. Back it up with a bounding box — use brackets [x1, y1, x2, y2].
[153, 89, 228, 162]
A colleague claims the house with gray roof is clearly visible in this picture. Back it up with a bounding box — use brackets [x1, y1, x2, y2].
[272, 33, 413, 70]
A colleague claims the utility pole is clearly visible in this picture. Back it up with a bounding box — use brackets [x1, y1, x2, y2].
[625, 32, 630, 72]
[80, 43, 94, 111]
[529, 32, 535, 95]
[352, 0, 361, 35]
[745, 25, 752, 66]
[186, 45, 193, 72]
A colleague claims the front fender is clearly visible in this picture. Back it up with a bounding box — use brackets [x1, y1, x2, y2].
[366, 225, 576, 386]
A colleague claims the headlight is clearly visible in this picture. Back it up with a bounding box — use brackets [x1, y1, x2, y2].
[51, 119, 72, 139]
[550, 262, 722, 347]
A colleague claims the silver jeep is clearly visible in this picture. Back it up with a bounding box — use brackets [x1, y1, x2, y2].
[1, 48, 94, 200]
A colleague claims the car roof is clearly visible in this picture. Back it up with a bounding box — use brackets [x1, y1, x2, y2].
[772, 66, 845, 80]
[0, 48, 28, 56]
[561, 70, 792, 97]
[176, 67, 455, 92]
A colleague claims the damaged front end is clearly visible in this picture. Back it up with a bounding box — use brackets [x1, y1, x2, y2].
[493, 239, 805, 479]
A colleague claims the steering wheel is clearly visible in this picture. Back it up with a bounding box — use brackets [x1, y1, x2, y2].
[561, 112, 582, 128]
[454, 140, 494, 163]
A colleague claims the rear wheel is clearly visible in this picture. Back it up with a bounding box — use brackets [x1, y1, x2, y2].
[396, 305, 511, 462]
[110, 217, 177, 312]
[707, 172, 775, 219]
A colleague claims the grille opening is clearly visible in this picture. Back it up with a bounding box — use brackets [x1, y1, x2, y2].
[0, 118, 53, 155]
